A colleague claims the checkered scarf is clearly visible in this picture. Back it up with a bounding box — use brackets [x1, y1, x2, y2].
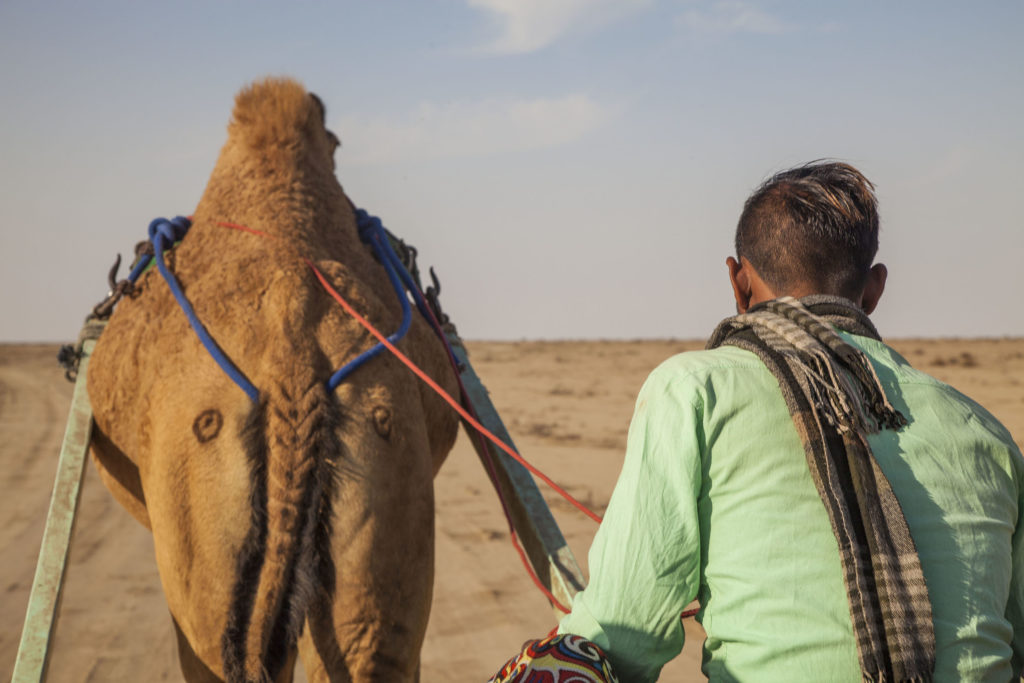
[707, 295, 935, 682]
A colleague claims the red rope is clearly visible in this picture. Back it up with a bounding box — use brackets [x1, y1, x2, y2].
[305, 260, 603, 525]
[211, 219, 707, 624]
[214, 219, 600, 522]
[409, 276, 575, 614]
[434, 349, 573, 613]
[212, 219, 592, 613]
[217, 220, 273, 239]
[305, 256, 584, 611]
[310, 257, 710, 622]
[212, 219, 709, 624]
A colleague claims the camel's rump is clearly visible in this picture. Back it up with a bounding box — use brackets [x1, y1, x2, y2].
[87, 77, 459, 682]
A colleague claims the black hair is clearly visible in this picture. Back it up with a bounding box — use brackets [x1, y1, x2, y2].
[735, 161, 879, 298]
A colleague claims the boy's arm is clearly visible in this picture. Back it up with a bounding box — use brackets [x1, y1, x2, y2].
[559, 368, 704, 682]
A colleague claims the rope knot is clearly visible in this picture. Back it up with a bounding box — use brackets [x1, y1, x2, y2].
[354, 209, 383, 244]
[147, 216, 192, 250]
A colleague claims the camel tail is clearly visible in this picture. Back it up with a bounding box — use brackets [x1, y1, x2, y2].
[222, 372, 339, 683]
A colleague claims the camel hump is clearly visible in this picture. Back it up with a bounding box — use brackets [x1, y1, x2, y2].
[222, 352, 340, 683]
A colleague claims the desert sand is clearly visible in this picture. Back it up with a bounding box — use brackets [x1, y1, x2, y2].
[2, 338, 1022, 681]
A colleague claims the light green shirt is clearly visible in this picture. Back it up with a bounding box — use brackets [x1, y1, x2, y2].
[559, 333, 1024, 682]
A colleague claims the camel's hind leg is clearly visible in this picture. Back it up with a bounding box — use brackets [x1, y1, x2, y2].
[296, 593, 423, 683]
[298, 611, 422, 683]
[291, 406, 441, 683]
[174, 616, 298, 683]
[296, 615, 335, 683]
[173, 616, 223, 683]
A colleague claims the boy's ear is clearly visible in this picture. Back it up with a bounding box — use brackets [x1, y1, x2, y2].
[861, 263, 887, 314]
[727, 256, 752, 313]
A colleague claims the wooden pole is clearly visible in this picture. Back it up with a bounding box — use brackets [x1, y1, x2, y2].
[445, 332, 587, 618]
[13, 326, 102, 683]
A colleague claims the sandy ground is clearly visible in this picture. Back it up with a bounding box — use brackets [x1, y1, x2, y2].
[2, 338, 1022, 682]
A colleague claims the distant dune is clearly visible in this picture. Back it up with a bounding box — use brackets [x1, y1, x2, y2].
[2, 339, 1021, 681]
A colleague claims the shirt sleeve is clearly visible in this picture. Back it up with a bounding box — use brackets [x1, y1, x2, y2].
[1004, 444, 1024, 676]
[558, 364, 704, 682]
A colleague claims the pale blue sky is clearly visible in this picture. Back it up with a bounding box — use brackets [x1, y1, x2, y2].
[1, 0, 1021, 342]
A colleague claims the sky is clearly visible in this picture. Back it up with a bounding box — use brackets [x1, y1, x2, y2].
[1, 0, 1022, 342]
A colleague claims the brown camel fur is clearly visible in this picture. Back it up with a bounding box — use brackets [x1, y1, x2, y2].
[87, 77, 460, 682]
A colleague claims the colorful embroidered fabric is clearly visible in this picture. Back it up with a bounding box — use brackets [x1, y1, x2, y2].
[488, 634, 619, 683]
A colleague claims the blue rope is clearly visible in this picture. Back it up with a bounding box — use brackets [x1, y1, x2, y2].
[378, 227, 437, 323]
[326, 213, 412, 390]
[362, 212, 464, 380]
[127, 253, 153, 284]
[147, 216, 260, 403]
[137, 209, 428, 402]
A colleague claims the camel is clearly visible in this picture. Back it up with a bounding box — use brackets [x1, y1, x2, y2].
[87, 77, 460, 682]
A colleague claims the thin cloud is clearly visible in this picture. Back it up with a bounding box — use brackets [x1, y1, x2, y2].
[336, 94, 611, 165]
[676, 1, 796, 35]
[468, 0, 651, 54]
